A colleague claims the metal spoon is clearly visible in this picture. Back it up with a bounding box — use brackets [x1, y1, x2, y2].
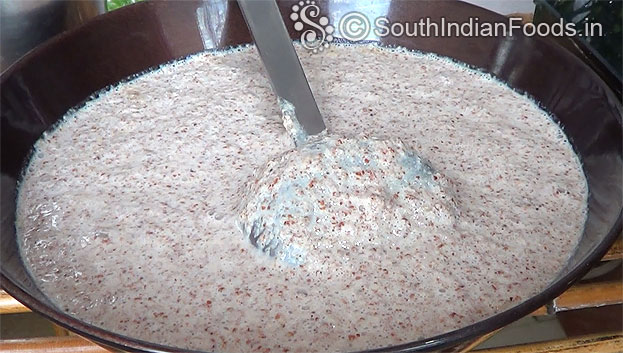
[236, 1, 444, 266]
[237, 0, 326, 260]
[237, 0, 326, 135]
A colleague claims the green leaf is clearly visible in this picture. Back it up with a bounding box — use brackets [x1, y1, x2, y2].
[106, 0, 144, 11]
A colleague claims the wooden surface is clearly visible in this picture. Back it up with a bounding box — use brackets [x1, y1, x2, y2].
[553, 281, 623, 312]
[602, 237, 623, 261]
[0, 291, 30, 314]
[0, 336, 109, 353]
[476, 332, 623, 353]
[531, 305, 549, 316]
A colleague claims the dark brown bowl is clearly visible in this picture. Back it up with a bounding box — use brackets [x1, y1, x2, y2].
[1, 1, 621, 352]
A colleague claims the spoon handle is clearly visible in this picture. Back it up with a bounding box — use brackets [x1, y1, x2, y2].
[238, 0, 326, 135]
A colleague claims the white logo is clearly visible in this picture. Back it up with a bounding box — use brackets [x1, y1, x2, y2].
[290, 0, 334, 53]
[290, 6, 605, 52]
[338, 11, 371, 41]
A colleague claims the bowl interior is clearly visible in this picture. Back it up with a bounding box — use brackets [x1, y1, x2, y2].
[1, 1, 621, 351]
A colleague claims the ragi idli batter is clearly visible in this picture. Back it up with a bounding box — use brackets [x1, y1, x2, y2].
[16, 44, 587, 352]
[238, 135, 460, 270]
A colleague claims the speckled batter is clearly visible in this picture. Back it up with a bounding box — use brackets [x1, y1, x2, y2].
[238, 135, 459, 269]
[16, 44, 587, 352]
